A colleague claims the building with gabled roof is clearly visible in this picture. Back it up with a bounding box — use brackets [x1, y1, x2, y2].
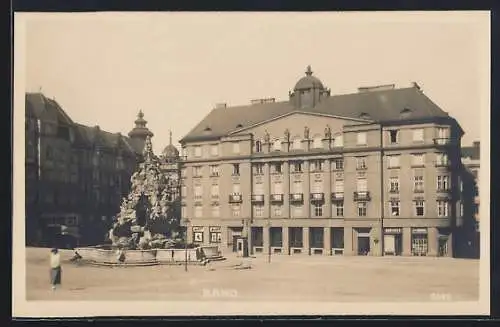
[179, 66, 466, 258]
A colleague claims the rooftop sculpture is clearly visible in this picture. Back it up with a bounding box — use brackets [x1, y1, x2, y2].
[108, 135, 181, 250]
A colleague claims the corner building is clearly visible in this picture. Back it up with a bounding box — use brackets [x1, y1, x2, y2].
[179, 66, 464, 257]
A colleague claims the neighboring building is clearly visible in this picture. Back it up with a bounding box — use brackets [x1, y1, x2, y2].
[25, 93, 154, 247]
[458, 141, 480, 258]
[179, 66, 465, 257]
[159, 131, 182, 223]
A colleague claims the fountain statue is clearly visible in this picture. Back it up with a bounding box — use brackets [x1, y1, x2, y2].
[107, 135, 181, 250]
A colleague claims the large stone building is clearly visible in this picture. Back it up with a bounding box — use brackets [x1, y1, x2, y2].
[458, 141, 480, 258]
[25, 93, 155, 247]
[179, 66, 467, 257]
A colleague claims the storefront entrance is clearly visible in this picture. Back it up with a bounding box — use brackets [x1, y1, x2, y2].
[411, 228, 428, 256]
[357, 236, 370, 255]
[383, 228, 402, 256]
[438, 236, 449, 257]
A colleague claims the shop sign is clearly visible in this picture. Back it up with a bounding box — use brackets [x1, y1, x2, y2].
[412, 228, 428, 234]
[210, 226, 222, 232]
[192, 226, 204, 232]
[384, 228, 402, 234]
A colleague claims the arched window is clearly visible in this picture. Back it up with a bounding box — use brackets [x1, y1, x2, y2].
[273, 138, 282, 151]
[333, 134, 343, 147]
[291, 137, 302, 150]
[255, 140, 262, 153]
[313, 135, 323, 149]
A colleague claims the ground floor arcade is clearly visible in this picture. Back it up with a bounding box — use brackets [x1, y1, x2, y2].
[187, 221, 454, 257]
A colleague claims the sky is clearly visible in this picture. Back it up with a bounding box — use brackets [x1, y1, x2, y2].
[21, 12, 489, 154]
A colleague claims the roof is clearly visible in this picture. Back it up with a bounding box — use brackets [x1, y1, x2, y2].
[461, 142, 480, 160]
[73, 124, 137, 154]
[25, 93, 75, 125]
[180, 86, 453, 143]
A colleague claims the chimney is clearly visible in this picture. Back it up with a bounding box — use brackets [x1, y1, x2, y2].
[215, 103, 227, 109]
[250, 98, 276, 105]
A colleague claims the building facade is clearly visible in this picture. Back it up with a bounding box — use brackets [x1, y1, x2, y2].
[458, 141, 480, 258]
[179, 66, 465, 257]
[25, 93, 154, 247]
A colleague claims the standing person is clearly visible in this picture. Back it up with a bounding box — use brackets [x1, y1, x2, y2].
[50, 248, 62, 291]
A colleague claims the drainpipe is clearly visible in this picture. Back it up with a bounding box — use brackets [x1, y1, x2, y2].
[379, 125, 385, 256]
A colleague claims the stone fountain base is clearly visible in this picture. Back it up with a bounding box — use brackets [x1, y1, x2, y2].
[74, 245, 224, 267]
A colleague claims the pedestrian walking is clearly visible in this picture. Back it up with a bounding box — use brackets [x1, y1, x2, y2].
[50, 248, 62, 291]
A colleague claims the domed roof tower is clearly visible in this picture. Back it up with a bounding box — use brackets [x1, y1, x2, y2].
[289, 65, 330, 109]
[128, 110, 154, 154]
[162, 130, 179, 162]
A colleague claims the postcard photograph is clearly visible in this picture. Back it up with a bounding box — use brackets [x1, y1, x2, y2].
[12, 11, 490, 317]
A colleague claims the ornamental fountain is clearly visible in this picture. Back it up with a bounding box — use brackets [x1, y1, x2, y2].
[75, 135, 223, 266]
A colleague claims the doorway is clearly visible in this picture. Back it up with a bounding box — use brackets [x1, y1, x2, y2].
[232, 235, 239, 252]
[438, 237, 449, 256]
[357, 236, 370, 255]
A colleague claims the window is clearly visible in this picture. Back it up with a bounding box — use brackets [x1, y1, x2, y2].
[273, 206, 282, 217]
[232, 164, 240, 176]
[273, 139, 282, 151]
[412, 154, 425, 166]
[390, 200, 400, 216]
[313, 203, 323, 217]
[293, 181, 303, 194]
[292, 138, 302, 150]
[193, 228, 204, 243]
[389, 177, 399, 193]
[253, 163, 264, 175]
[436, 153, 449, 166]
[193, 166, 202, 177]
[181, 186, 187, 198]
[414, 175, 424, 192]
[311, 160, 323, 172]
[194, 185, 203, 200]
[181, 206, 187, 218]
[255, 140, 262, 153]
[273, 182, 283, 194]
[194, 146, 202, 157]
[356, 157, 367, 170]
[210, 229, 222, 243]
[210, 184, 219, 199]
[209, 165, 219, 176]
[414, 200, 425, 216]
[211, 205, 220, 218]
[437, 175, 450, 191]
[194, 206, 203, 218]
[181, 169, 187, 178]
[210, 144, 219, 156]
[357, 178, 368, 193]
[335, 180, 344, 194]
[436, 127, 448, 143]
[357, 132, 367, 145]
[357, 202, 367, 216]
[332, 158, 344, 170]
[231, 205, 241, 217]
[232, 142, 240, 154]
[437, 201, 449, 217]
[389, 130, 398, 144]
[254, 205, 264, 217]
[333, 201, 344, 216]
[291, 162, 302, 173]
[313, 136, 323, 149]
[271, 162, 282, 174]
[388, 155, 400, 168]
[254, 183, 264, 195]
[333, 135, 343, 147]
[412, 129, 424, 142]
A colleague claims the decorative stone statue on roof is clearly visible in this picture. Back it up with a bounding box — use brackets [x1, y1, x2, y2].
[324, 125, 332, 139]
[284, 128, 290, 142]
[264, 130, 270, 143]
[304, 126, 310, 139]
[107, 136, 181, 250]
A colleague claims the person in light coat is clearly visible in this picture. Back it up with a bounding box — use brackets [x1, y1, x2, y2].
[50, 248, 62, 290]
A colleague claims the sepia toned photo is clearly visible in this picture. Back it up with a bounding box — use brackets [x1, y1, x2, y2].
[13, 11, 490, 317]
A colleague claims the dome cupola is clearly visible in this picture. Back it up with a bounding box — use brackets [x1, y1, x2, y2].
[162, 130, 179, 161]
[289, 65, 330, 109]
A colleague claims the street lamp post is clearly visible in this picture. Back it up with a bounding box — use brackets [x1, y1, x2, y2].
[184, 218, 190, 272]
[267, 218, 271, 263]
